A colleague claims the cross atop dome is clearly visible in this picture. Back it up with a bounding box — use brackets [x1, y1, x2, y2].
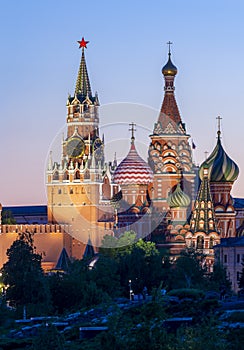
[129, 122, 136, 144]
[167, 41, 173, 55]
[216, 115, 222, 139]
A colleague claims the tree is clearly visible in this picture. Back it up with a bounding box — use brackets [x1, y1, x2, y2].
[1, 210, 16, 224]
[97, 232, 164, 296]
[1, 232, 50, 313]
[31, 324, 65, 350]
[48, 259, 108, 313]
[208, 262, 231, 293]
[171, 248, 207, 289]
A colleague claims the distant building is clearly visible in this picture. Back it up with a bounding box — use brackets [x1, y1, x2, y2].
[214, 237, 244, 293]
[2, 205, 47, 224]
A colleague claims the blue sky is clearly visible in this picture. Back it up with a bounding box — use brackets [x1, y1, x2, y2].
[0, 0, 244, 205]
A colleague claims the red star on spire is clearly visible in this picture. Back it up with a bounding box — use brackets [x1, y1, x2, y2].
[77, 37, 89, 49]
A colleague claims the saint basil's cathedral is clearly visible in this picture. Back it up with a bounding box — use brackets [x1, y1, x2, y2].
[0, 38, 242, 274]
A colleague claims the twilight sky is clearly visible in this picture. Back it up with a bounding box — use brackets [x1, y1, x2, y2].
[0, 0, 244, 205]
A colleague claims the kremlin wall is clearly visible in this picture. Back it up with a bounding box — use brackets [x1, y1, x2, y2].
[1, 39, 244, 290]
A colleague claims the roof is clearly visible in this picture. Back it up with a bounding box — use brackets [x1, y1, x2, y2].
[113, 142, 153, 185]
[214, 237, 244, 248]
[55, 248, 71, 271]
[3, 205, 47, 216]
[75, 48, 92, 97]
[83, 238, 95, 258]
[233, 198, 244, 209]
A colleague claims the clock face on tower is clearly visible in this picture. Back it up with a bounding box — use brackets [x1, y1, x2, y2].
[66, 137, 85, 158]
[93, 138, 103, 159]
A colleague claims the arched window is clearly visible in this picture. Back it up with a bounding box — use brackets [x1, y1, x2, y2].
[84, 170, 90, 179]
[58, 189, 62, 194]
[53, 171, 59, 180]
[209, 236, 214, 249]
[199, 220, 204, 229]
[209, 220, 214, 229]
[63, 171, 69, 181]
[200, 210, 204, 219]
[75, 171, 80, 180]
[70, 188, 73, 194]
[197, 236, 204, 249]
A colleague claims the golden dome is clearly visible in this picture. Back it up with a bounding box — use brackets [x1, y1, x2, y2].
[162, 53, 178, 77]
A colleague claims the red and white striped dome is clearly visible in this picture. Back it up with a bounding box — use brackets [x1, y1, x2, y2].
[113, 142, 154, 185]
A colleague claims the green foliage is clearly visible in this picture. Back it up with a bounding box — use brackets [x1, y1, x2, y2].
[224, 311, 244, 322]
[170, 248, 207, 289]
[31, 324, 65, 350]
[91, 255, 121, 297]
[48, 259, 109, 314]
[95, 231, 164, 297]
[1, 232, 50, 312]
[208, 262, 232, 292]
[167, 288, 205, 300]
[1, 210, 16, 224]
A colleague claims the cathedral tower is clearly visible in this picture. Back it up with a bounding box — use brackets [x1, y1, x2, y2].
[148, 43, 196, 213]
[186, 167, 220, 269]
[199, 118, 239, 238]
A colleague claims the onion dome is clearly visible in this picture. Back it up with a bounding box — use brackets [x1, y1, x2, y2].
[162, 49, 177, 77]
[199, 132, 239, 183]
[113, 128, 153, 185]
[167, 183, 191, 208]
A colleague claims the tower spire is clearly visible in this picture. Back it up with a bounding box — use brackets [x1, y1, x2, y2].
[75, 37, 92, 97]
[156, 42, 182, 133]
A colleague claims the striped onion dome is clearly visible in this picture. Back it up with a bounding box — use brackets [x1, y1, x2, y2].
[199, 134, 239, 183]
[167, 183, 191, 208]
[113, 141, 153, 185]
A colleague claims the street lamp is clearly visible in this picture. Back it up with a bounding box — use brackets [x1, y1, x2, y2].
[129, 280, 133, 301]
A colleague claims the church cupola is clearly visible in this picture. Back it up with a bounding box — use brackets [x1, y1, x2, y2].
[162, 41, 178, 78]
[199, 119, 239, 183]
[167, 181, 190, 224]
[167, 183, 190, 209]
[113, 123, 154, 186]
[113, 123, 153, 207]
